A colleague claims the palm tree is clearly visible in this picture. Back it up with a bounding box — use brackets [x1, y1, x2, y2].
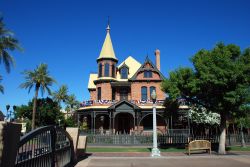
[0, 75, 3, 94]
[0, 18, 22, 73]
[20, 63, 56, 130]
[65, 94, 79, 117]
[52, 85, 68, 106]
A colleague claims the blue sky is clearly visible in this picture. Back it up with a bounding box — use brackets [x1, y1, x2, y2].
[0, 0, 250, 114]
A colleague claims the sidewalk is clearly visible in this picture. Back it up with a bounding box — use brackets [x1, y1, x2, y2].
[75, 151, 250, 167]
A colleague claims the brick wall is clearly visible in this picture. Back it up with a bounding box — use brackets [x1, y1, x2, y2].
[95, 82, 112, 100]
[90, 80, 164, 101]
[131, 82, 165, 100]
[89, 90, 97, 100]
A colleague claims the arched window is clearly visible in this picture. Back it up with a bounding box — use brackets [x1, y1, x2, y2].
[150, 86, 156, 99]
[112, 64, 116, 78]
[98, 63, 102, 77]
[104, 63, 110, 77]
[121, 67, 128, 79]
[141, 86, 147, 101]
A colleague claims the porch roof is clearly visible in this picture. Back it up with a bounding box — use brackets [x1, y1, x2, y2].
[108, 100, 141, 110]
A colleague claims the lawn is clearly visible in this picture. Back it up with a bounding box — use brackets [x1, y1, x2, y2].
[226, 146, 250, 151]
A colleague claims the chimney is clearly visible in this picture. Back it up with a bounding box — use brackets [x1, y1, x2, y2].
[155, 49, 160, 71]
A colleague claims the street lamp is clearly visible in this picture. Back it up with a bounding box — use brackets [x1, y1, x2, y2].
[58, 119, 61, 126]
[151, 90, 161, 157]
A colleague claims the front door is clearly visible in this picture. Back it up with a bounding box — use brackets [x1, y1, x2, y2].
[115, 113, 133, 134]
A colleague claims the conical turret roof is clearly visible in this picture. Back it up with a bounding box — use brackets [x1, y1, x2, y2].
[97, 24, 118, 61]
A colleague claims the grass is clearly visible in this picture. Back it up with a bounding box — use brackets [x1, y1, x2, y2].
[86, 147, 185, 153]
[226, 146, 250, 151]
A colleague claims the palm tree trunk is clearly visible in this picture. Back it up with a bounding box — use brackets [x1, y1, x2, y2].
[32, 86, 39, 130]
[218, 113, 227, 154]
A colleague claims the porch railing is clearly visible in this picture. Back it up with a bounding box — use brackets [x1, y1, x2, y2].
[15, 126, 74, 167]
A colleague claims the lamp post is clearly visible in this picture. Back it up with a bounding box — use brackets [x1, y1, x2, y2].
[58, 119, 61, 126]
[151, 90, 161, 157]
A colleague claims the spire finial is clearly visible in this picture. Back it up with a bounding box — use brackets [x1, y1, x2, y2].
[106, 16, 110, 32]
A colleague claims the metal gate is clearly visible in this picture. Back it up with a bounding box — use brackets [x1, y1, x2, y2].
[15, 126, 74, 167]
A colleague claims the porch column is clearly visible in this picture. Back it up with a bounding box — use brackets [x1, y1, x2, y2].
[77, 113, 80, 127]
[93, 111, 96, 134]
[113, 112, 115, 134]
[133, 113, 135, 133]
[91, 112, 93, 130]
[109, 111, 112, 134]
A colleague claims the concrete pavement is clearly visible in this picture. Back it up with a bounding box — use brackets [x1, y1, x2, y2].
[75, 153, 250, 167]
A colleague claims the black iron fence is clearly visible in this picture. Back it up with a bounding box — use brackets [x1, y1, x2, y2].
[15, 126, 74, 167]
[83, 132, 250, 146]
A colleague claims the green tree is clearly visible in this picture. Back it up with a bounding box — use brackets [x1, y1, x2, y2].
[65, 94, 79, 120]
[52, 85, 69, 106]
[235, 117, 250, 147]
[15, 97, 65, 130]
[0, 75, 3, 94]
[20, 63, 56, 130]
[66, 94, 79, 112]
[162, 43, 250, 154]
[64, 116, 77, 127]
[0, 18, 22, 73]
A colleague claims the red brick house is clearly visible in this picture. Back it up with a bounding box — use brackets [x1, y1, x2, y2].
[78, 24, 168, 134]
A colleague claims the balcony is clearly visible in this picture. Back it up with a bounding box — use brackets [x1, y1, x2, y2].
[80, 99, 165, 107]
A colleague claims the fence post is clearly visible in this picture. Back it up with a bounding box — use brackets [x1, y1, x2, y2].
[51, 127, 56, 167]
[0, 122, 21, 167]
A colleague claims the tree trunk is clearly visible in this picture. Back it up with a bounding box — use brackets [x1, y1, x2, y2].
[240, 123, 246, 148]
[32, 86, 39, 130]
[218, 113, 227, 154]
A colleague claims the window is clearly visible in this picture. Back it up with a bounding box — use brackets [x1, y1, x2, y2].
[104, 63, 110, 77]
[98, 63, 102, 77]
[120, 88, 128, 100]
[112, 88, 116, 100]
[97, 87, 101, 100]
[144, 71, 152, 78]
[121, 67, 128, 79]
[150, 86, 156, 99]
[141, 86, 147, 101]
[112, 64, 116, 78]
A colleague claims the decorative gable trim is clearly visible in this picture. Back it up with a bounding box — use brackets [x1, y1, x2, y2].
[129, 56, 166, 81]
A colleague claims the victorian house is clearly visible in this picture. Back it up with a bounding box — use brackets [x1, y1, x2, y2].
[78, 24, 168, 134]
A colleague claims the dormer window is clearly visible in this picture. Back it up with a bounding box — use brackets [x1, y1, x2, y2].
[144, 70, 152, 78]
[121, 67, 128, 79]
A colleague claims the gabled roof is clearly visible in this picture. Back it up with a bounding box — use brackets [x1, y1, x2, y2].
[130, 56, 166, 81]
[117, 56, 141, 81]
[108, 100, 141, 110]
[97, 25, 118, 61]
[118, 62, 129, 70]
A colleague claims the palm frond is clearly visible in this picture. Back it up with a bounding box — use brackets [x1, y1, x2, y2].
[20, 63, 56, 96]
[0, 75, 4, 94]
[0, 18, 22, 73]
[1, 50, 14, 73]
